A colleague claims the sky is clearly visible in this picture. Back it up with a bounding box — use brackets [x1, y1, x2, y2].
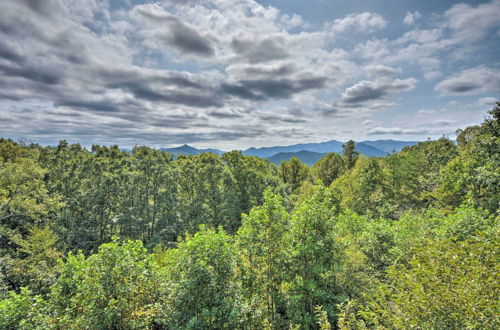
[0, 0, 499, 150]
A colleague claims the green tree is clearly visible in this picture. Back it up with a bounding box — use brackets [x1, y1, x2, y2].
[236, 190, 289, 328]
[284, 186, 342, 327]
[436, 103, 499, 213]
[312, 152, 344, 187]
[340, 231, 499, 329]
[223, 151, 281, 216]
[49, 239, 158, 329]
[342, 140, 359, 169]
[333, 157, 390, 217]
[157, 226, 241, 329]
[279, 157, 311, 193]
[7, 226, 62, 294]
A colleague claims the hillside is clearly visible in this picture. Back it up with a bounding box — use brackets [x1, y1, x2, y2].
[267, 150, 326, 166]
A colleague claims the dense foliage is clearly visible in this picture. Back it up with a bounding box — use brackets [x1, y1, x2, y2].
[0, 103, 499, 329]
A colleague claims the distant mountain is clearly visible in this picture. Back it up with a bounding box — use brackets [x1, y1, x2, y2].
[355, 142, 388, 157]
[158, 140, 419, 163]
[243, 140, 344, 158]
[160, 144, 224, 157]
[268, 150, 326, 166]
[361, 139, 418, 153]
[244, 139, 419, 159]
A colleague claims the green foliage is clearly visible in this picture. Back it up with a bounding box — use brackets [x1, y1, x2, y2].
[312, 152, 344, 186]
[7, 226, 62, 294]
[236, 190, 289, 328]
[279, 157, 311, 193]
[342, 140, 359, 169]
[340, 231, 499, 329]
[49, 239, 159, 329]
[157, 226, 241, 329]
[314, 305, 332, 330]
[437, 103, 499, 213]
[283, 186, 341, 326]
[333, 157, 390, 218]
[223, 150, 281, 216]
[0, 157, 62, 227]
[0, 288, 49, 329]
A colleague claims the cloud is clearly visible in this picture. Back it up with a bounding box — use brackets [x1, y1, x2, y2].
[435, 66, 500, 95]
[417, 109, 435, 115]
[432, 119, 456, 126]
[367, 127, 432, 135]
[231, 35, 289, 63]
[222, 76, 327, 101]
[403, 11, 421, 26]
[136, 5, 216, 57]
[330, 12, 386, 33]
[365, 64, 402, 77]
[443, 0, 500, 42]
[476, 97, 498, 106]
[340, 77, 417, 104]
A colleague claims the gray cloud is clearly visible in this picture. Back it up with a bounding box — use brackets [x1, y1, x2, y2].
[341, 77, 417, 104]
[435, 66, 500, 95]
[223, 76, 327, 101]
[365, 64, 402, 78]
[138, 6, 215, 57]
[231, 36, 289, 63]
[367, 127, 432, 135]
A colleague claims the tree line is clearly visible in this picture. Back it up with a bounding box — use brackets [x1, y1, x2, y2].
[0, 103, 498, 329]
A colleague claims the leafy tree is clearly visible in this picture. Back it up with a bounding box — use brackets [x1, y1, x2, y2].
[7, 226, 62, 294]
[120, 146, 177, 246]
[284, 186, 342, 327]
[342, 140, 359, 169]
[333, 157, 390, 218]
[312, 152, 344, 186]
[0, 157, 62, 229]
[157, 226, 241, 329]
[235, 190, 289, 328]
[0, 288, 49, 329]
[279, 157, 311, 193]
[175, 153, 239, 233]
[223, 151, 281, 216]
[437, 103, 499, 213]
[49, 239, 158, 329]
[340, 231, 499, 329]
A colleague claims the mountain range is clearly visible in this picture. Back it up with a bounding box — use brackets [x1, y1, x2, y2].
[159, 139, 418, 165]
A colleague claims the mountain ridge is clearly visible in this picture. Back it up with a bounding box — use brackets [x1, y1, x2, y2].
[160, 139, 419, 163]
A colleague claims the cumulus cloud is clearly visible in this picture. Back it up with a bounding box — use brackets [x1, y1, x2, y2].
[330, 12, 386, 33]
[135, 4, 216, 57]
[365, 64, 402, 77]
[435, 66, 500, 95]
[340, 77, 417, 104]
[231, 36, 289, 63]
[476, 97, 498, 106]
[403, 11, 421, 25]
[443, 0, 500, 42]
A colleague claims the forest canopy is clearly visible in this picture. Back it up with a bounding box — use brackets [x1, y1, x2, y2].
[0, 103, 499, 329]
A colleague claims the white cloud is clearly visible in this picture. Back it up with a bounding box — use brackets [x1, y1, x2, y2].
[365, 64, 402, 77]
[435, 66, 500, 95]
[476, 97, 498, 106]
[330, 12, 386, 34]
[403, 11, 421, 26]
[444, 0, 500, 42]
[340, 77, 417, 104]
[424, 71, 442, 81]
